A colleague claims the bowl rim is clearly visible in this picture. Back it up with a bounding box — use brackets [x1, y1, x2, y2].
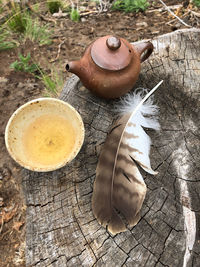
[5, 97, 85, 172]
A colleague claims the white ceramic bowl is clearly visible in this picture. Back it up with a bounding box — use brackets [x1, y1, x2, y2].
[5, 98, 84, 172]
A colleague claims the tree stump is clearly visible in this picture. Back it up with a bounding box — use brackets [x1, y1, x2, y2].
[22, 28, 200, 267]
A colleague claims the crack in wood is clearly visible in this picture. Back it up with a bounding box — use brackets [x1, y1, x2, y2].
[22, 29, 200, 267]
[73, 212, 97, 262]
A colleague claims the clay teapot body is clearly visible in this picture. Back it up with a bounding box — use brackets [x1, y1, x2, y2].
[66, 36, 153, 99]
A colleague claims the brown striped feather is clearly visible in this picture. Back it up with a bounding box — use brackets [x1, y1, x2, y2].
[92, 114, 147, 235]
[92, 82, 162, 235]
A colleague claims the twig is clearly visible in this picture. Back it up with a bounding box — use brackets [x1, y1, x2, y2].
[189, 10, 200, 18]
[80, 10, 99, 17]
[158, 0, 192, 28]
[26, 2, 57, 24]
[0, 217, 4, 234]
[36, 14, 57, 24]
[52, 10, 68, 18]
[166, 11, 190, 25]
[0, 229, 10, 240]
[98, 0, 110, 13]
[49, 39, 65, 63]
[147, 4, 183, 13]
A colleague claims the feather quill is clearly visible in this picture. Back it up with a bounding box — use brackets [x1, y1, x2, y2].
[92, 81, 163, 235]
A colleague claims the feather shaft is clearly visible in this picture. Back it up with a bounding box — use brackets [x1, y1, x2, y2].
[92, 81, 163, 235]
[129, 80, 163, 119]
[113, 80, 163, 184]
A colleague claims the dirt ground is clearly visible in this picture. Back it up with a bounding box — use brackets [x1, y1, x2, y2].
[0, 0, 199, 266]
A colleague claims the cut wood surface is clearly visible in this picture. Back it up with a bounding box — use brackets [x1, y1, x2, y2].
[22, 28, 200, 267]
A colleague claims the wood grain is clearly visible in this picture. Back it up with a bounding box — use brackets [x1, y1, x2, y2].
[22, 28, 200, 266]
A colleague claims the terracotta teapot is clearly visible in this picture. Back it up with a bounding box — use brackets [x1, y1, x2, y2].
[66, 35, 153, 99]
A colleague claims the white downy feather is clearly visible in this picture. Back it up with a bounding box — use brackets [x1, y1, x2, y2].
[119, 81, 163, 175]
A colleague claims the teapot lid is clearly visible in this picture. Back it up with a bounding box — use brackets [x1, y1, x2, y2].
[91, 36, 131, 71]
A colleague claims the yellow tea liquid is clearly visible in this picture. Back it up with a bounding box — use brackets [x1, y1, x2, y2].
[23, 114, 76, 166]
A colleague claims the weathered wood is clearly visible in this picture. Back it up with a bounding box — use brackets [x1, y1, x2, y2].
[22, 28, 200, 267]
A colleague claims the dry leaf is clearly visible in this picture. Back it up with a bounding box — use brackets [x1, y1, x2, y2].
[13, 221, 24, 232]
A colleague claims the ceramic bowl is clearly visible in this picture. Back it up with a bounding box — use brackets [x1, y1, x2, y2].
[5, 98, 84, 172]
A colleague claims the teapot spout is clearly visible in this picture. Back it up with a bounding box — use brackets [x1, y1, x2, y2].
[66, 60, 81, 76]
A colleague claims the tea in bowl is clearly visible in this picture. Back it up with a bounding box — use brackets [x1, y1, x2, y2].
[5, 98, 84, 172]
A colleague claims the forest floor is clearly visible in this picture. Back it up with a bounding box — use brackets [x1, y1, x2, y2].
[0, 0, 199, 266]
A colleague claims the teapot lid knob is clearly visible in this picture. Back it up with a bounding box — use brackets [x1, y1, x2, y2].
[106, 36, 121, 50]
[91, 35, 131, 71]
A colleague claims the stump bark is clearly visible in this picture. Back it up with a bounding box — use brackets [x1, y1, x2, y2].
[23, 28, 200, 267]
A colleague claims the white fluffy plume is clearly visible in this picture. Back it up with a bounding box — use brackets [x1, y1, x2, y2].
[117, 81, 163, 175]
[118, 88, 160, 131]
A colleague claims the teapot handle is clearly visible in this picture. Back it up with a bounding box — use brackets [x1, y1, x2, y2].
[133, 41, 154, 63]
